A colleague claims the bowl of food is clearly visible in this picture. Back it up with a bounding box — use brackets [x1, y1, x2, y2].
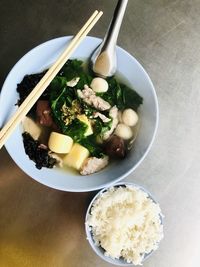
[85, 183, 164, 265]
[0, 36, 158, 192]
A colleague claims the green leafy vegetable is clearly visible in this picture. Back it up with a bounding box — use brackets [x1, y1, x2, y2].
[79, 136, 104, 158]
[99, 77, 143, 111]
[76, 72, 92, 89]
[62, 118, 88, 142]
[59, 59, 83, 81]
[50, 76, 67, 93]
[58, 59, 92, 88]
[81, 102, 96, 117]
[51, 92, 85, 141]
[50, 86, 77, 126]
[61, 100, 82, 125]
[121, 83, 143, 111]
[94, 118, 112, 138]
[48, 59, 143, 159]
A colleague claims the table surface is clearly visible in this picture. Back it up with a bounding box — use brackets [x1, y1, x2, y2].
[0, 1, 200, 267]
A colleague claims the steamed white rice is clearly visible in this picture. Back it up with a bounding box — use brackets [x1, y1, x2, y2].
[87, 185, 163, 265]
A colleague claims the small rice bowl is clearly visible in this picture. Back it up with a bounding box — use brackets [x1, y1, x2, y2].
[86, 184, 163, 265]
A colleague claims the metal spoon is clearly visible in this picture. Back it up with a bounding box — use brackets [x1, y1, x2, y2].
[91, 0, 128, 78]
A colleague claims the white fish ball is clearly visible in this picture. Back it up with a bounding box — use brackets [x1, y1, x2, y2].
[90, 77, 108, 93]
[122, 109, 138, 127]
[115, 123, 133, 140]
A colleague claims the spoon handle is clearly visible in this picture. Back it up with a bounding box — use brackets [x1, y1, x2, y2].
[103, 0, 128, 50]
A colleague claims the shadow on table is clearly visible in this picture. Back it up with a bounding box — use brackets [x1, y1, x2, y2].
[0, 147, 101, 266]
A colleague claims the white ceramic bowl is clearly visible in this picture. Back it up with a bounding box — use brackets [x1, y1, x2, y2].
[85, 182, 163, 266]
[0, 36, 158, 192]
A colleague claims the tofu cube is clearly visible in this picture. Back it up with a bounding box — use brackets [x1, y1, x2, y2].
[48, 132, 73, 154]
[63, 143, 89, 170]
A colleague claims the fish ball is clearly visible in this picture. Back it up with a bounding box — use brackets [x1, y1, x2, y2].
[90, 77, 108, 93]
[115, 123, 133, 140]
[122, 108, 138, 127]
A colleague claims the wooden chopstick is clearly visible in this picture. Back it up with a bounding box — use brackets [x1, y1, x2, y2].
[0, 10, 103, 143]
[0, 10, 103, 149]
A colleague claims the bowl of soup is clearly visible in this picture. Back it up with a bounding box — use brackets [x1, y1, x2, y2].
[0, 36, 158, 192]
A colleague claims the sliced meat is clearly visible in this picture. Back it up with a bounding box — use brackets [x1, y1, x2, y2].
[77, 85, 111, 111]
[103, 106, 119, 140]
[80, 156, 109, 175]
[36, 100, 54, 127]
[93, 112, 111, 123]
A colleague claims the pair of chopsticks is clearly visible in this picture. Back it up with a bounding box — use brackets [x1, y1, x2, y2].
[0, 10, 103, 150]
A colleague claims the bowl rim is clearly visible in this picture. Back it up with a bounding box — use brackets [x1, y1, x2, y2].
[0, 36, 159, 192]
[85, 182, 163, 266]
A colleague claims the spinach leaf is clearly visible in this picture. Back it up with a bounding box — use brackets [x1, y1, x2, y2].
[50, 76, 67, 93]
[58, 59, 83, 80]
[76, 72, 93, 89]
[121, 83, 143, 111]
[57, 59, 92, 87]
[51, 87, 75, 116]
[62, 118, 88, 142]
[50, 87, 67, 129]
[97, 78, 124, 109]
[79, 136, 104, 158]
[100, 77, 143, 111]
[94, 118, 112, 137]
[81, 102, 96, 117]
[50, 84, 80, 136]
[51, 90, 88, 142]
[49, 59, 94, 141]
